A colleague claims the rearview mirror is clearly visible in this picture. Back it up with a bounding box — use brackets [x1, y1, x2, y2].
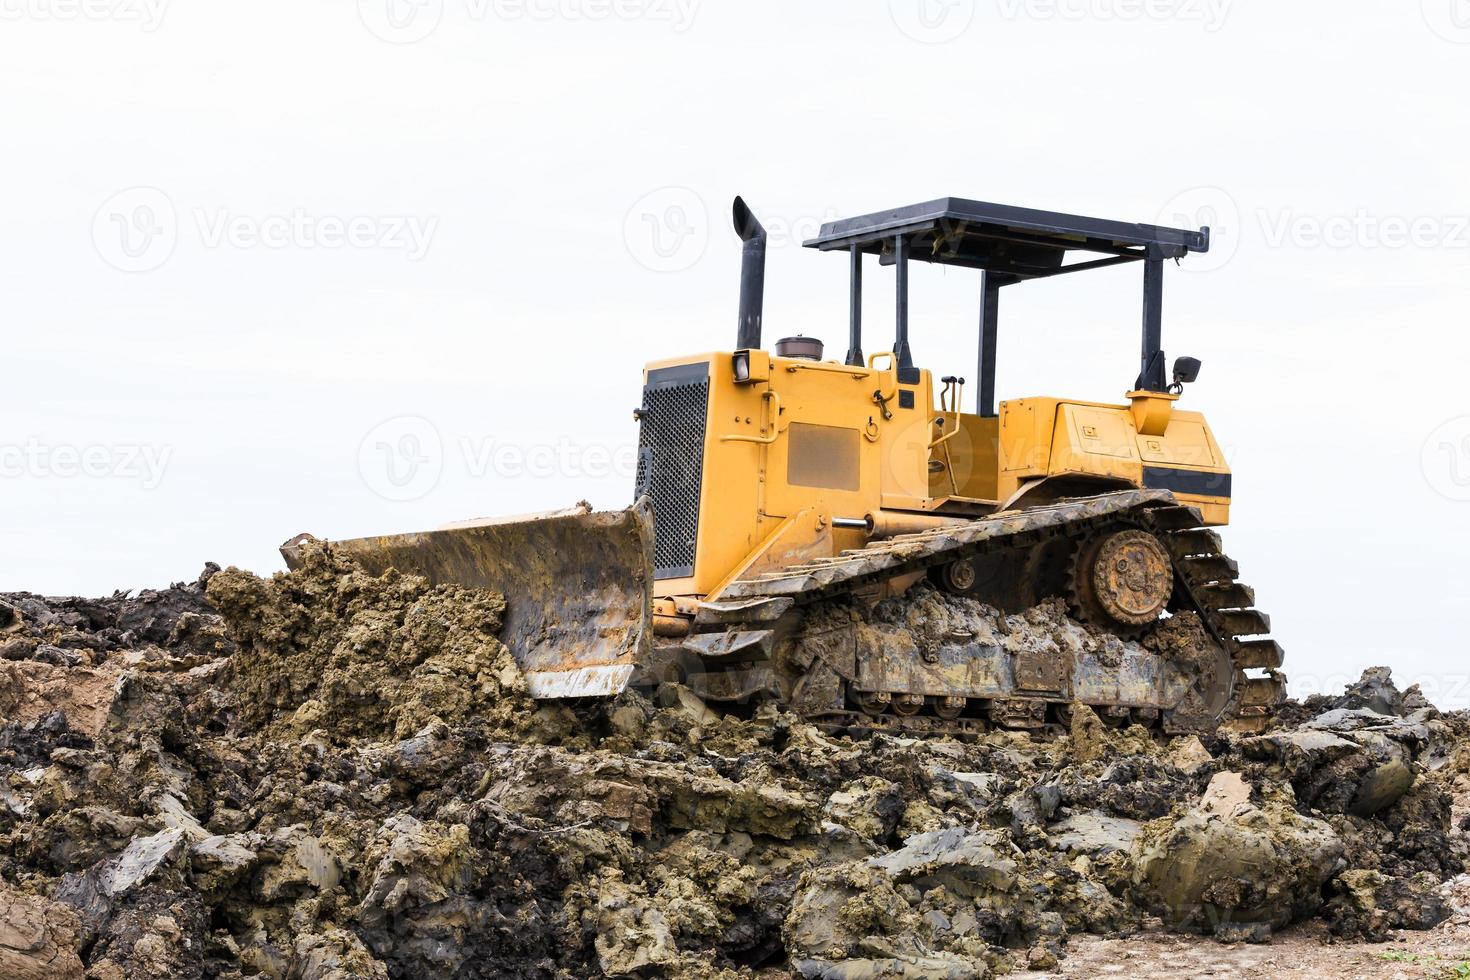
[1172, 356, 1202, 385]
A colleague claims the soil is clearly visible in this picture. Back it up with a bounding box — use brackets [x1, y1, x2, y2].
[1047, 916, 1470, 979]
[1, 546, 1467, 979]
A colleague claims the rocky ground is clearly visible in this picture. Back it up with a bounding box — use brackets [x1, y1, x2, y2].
[2, 545, 1469, 979]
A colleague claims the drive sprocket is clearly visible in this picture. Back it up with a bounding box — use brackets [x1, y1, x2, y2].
[1070, 528, 1174, 635]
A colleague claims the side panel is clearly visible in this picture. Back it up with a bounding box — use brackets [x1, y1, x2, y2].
[691, 356, 779, 596]
[997, 398, 1060, 501]
[763, 362, 889, 523]
[943, 414, 1000, 500]
[879, 375, 938, 501]
[643, 353, 941, 598]
[997, 397, 1231, 525]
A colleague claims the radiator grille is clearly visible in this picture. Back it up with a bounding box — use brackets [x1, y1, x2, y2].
[635, 365, 710, 579]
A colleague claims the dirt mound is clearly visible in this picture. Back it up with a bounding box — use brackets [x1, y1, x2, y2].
[1, 554, 1466, 978]
[204, 543, 579, 746]
[1, 569, 231, 737]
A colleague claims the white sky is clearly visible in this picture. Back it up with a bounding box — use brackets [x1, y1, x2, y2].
[3, 0, 1468, 705]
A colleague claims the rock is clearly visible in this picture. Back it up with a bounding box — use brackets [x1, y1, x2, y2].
[152, 793, 209, 842]
[867, 828, 1019, 896]
[661, 767, 816, 840]
[1131, 772, 1345, 937]
[53, 827, 189, 939]
[1241, 728, 1361, 769]
[659, 683, 722, 726]
[104, 828, 188, 895]
[1067, 705, 1152, 764]
[784, 862, 929, 962]
[255, 826, 343, 901]
[1335, 667, 1411, 717]
[1326, 869, 1452, 940]
[1214, 921, 1272, 944]
[1440, 873, 1470, 917]
[0, 884, 85, 980]
[1026, 944, 1059, 970]
[1166, 736, 1214, 773]
[1243, 710, 1424, 816]
[1304, 708, 1429, 746]
[1349, 759, 1416, 817]
[1047, 812, 1142, 856]
[589, 871, 681, 976]
[794, 953, 988, 978]
[188, 833, 260, 894]
[824, 776, 904, 841]
[81, 889, 208, 979]
[1199, 771, 1252, 817]
[292, 929, 391, 980]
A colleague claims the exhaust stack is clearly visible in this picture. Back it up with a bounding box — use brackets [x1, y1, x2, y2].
[733, 196, 767, 350]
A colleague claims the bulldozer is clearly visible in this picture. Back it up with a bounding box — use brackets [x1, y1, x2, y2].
[283, 195, 1286, 734]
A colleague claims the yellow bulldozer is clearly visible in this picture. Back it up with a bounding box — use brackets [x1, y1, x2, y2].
[283, 196, 1285, 734]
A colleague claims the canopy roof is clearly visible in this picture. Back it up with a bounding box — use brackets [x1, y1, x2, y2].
[804, 198, 1210, 282]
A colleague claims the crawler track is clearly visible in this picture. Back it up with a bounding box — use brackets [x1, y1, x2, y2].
[684, 490, 1285, 730]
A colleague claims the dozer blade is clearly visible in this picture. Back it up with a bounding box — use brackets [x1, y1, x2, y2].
[280, 500, 653, 700]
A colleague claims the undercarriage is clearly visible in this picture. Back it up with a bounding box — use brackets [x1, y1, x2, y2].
[655, 491, 1285, 736]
